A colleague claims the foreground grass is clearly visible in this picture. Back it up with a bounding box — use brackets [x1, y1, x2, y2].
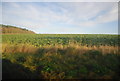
[2, 43, 120, 79]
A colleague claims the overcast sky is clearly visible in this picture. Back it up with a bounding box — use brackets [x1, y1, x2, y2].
[2, 2, 118, 34]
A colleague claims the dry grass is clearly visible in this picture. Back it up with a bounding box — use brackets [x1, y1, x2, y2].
[41, 44, 119, 55]
[2, 43, 119, 55]
[2, 43, 39, 54]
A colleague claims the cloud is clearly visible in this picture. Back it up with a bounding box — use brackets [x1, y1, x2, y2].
[2, 2, 72, 27]
[57, 2, 118, 27]
[79, 3, 118, 27]
[2, 2, 118, 33]
[96, 5, 118, 23]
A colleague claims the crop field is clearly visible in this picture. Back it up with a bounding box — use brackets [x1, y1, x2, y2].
[2, 34, 120, 79]
[2, 34, 119, 46]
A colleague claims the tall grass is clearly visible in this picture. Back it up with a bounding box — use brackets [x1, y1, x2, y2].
[2, 43, 38, 54]
[2, 43, 120, 79]
[2, 43, 119, 55]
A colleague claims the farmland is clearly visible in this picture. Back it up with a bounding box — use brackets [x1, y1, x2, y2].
[2, 34, 120, 79]
[2, 34, 119, 46]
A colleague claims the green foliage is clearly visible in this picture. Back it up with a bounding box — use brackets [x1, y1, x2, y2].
[2, 34, 119, 46]
[2, 34, 120, 79]
[3, 50, 120, 79]
[84, 50, 102, 59]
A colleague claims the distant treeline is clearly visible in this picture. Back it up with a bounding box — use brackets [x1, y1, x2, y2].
[0, 24, 35, 34]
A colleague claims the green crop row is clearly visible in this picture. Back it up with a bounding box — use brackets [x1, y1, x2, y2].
[2, 34, 119, 47]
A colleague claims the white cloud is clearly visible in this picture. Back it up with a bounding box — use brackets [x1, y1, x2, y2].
[57, 2, 118, 27]
[96, 5, 118, 23]
[3, 2, 73, 27]
[2, 2, 118, 33]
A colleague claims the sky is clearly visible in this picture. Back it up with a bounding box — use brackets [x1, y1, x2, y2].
[2, 0, 119, 2]
[1, 2, 118, 34]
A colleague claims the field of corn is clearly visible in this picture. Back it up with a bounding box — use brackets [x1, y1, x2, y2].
[2, 34, 120, 79]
